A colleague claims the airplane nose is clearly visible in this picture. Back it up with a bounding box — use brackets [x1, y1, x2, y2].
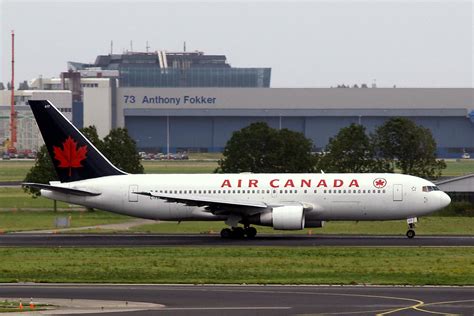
[439, 192, 451, 208]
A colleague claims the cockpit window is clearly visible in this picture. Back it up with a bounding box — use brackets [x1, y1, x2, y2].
[422, 186, 440, 192]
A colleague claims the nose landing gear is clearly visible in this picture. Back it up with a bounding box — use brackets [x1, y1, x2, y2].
[406, 217, 418, 239]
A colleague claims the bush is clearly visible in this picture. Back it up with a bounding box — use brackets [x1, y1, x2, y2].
[431, 201, 474, 217]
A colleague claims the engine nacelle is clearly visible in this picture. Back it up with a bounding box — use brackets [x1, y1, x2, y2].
[253, 205, 305, 230]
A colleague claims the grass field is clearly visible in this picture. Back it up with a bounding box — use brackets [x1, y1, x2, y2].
[131, 217, 474, 235]
[0, 247, 471, 285]
[0, 210, 132, 233]
[0, 187, 71, 209]
[2, 158, 474, 182]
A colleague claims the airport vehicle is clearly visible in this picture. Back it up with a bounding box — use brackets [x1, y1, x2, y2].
[24, 100, 451, 239]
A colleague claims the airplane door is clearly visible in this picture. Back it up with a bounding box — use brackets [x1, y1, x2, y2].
[129, 185, 139, 202]
[393, 184, 403, 201]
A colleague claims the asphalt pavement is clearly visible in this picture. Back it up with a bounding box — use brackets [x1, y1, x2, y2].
[0, 233, 473, 247]
[0, 284, 472, 315]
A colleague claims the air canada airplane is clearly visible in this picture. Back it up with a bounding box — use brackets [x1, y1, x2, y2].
[24, 100, 451, 239]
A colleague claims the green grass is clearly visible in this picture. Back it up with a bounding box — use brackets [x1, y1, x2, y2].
[1, 158, 474, 182]
[0, 210, 132, 232]
[0, 160, 217, 182]
[444, 159, 474, 176]
[141, 160, 217, 174]
[0, 300, 49, 312]
[0, 187, 71, 209]
[0, 160, 34, 182]
[131, 217, 474, 235]
[0, 247, 471, 285]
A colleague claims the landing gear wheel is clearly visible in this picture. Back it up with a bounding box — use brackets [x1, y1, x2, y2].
[406, 229, 416, 239]
[245, 227, 257, 238]
[220, 228, 232, 239]
[232, 227, 245, 239]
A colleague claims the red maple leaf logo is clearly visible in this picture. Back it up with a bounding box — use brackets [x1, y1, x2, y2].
[373, 178, 387, 188]
[53, 136, 87, 177]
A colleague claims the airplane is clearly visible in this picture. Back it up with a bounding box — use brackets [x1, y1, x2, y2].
[24, 100, 451, 239]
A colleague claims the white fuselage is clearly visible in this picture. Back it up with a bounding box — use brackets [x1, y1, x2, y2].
[41, 173, 451, 226]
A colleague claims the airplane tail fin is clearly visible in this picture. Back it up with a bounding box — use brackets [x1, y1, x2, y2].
[28, 100, 126, 182]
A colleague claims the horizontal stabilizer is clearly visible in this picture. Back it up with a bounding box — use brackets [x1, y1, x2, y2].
[22, 183, 101, 196]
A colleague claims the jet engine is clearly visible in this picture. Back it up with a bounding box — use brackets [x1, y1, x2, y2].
[249, 205, 305, 230]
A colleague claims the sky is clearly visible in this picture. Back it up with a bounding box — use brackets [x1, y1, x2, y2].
[0, 0, 472, 88]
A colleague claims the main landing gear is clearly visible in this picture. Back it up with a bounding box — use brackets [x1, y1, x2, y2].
[220, 226, 257, 239]
[406, 217, 417, 239]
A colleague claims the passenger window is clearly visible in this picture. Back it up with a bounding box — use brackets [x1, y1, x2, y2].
[338, 190, 342, 194]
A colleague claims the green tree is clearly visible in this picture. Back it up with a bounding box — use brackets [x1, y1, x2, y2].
[373, 117, 446, 178]
[23, 145, 57, 197]
[101, 127, 144, 174]
[81, 126, 103, 150]
[217, 122, 316, 173]
[317, 123, 390, 173]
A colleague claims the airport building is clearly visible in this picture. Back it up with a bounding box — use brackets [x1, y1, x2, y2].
[0, 90, 71, 152]
[81, 87, 474, 158]
[1, 51, 472, 158]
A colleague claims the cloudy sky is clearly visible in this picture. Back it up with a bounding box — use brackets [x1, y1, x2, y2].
[0, 0, 472, 87]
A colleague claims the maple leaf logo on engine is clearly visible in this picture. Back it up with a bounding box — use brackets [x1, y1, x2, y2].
[53, 136, 87, 176]
[373, 178, 387, 188]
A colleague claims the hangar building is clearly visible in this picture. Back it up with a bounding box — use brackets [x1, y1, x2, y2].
[82, 87, 474, 158]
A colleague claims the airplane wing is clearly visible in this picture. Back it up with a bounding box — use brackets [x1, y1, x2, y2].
[135, 191, 271, 215]
[23, 183, 101, 197]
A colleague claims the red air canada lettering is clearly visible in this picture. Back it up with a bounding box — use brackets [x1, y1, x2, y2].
[220, 178, 359, 188]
